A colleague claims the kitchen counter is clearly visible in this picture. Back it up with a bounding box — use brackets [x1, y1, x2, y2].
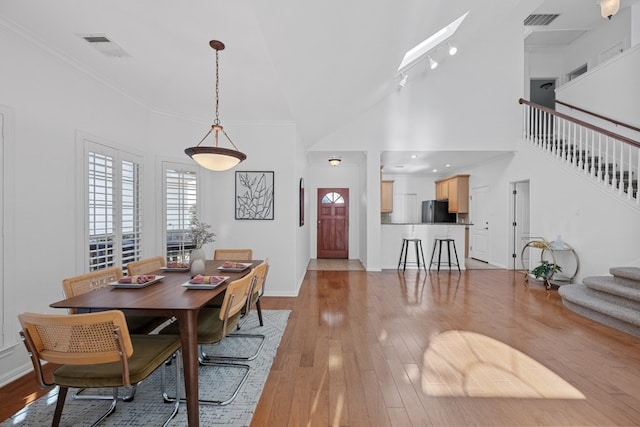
[381, 223, 466, 270]
[383, 222, 471, 225]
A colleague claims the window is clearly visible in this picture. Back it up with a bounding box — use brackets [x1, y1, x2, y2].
[321, 192, 345, 204]
[86, 141, 142, 271]
[163, 163, 198, 262]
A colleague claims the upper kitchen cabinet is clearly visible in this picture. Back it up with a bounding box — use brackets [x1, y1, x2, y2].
[381, 180, 394, 213]
[434, 174, 469, 213]
[435, 179, 448, 201]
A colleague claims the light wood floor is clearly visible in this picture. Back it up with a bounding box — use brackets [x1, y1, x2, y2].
[3, 268, 640, 426]
[254, 269, 640, 426]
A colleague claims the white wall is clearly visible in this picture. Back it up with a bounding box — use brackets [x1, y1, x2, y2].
[0, 23, 151, 385]
[467, 142, 640, 279]
[0, 19, 307, 386]
[526, 7, 634, 88]
[556, 44, 640, 133]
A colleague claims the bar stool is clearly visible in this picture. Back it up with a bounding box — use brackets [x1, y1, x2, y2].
[397, 238, 427, 271]
[429, 238, 461, 272]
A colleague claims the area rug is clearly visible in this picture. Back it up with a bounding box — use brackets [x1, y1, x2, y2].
[1, 310, 290, 427]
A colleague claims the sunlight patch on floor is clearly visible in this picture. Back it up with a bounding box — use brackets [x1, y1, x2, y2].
[422, 330, 585, 399]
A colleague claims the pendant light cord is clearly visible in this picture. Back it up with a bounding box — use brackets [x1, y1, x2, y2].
[214, 49, 220, 126]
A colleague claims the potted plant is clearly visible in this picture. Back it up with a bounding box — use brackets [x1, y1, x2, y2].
[530, 260, 562, 280]
[188, 217, 216, 267]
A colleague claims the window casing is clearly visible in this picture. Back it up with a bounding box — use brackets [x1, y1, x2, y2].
[86, 142, 142, 271]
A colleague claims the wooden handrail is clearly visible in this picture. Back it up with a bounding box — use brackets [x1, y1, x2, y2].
[555, 100, 640, 134]
[518, 98, 640, 149]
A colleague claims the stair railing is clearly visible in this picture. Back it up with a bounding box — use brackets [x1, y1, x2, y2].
[519, 98, 640, 204]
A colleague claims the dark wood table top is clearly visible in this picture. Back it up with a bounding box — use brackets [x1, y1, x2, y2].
[50, 259, 261, 313]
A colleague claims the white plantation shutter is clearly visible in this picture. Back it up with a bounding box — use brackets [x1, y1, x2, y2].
[164, 163, 198, 262]
[87, 142, 142, 271]
[121, 159, 142, 266]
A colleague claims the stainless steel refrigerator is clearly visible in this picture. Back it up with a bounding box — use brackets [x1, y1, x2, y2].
[421, 200, 456, 223]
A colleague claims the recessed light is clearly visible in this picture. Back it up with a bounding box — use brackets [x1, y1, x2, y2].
[445, 164, 451, 167]
[410, 154, 418, 159]
[432, 169, 438, 173]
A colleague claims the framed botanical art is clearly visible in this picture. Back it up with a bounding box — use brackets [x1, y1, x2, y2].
[235, 171, 274, 220]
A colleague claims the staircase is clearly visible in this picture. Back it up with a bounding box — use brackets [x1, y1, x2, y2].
[558, 267, 640, 338]
[519, 98, 640, 206]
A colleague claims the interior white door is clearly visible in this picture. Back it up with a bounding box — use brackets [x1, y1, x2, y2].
[513, 181, 531, 270]
[470, 186, 490, 262]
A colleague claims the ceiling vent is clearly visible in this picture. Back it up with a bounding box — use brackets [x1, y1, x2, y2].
[524, 14, 560, 26]
[78, 34, 130, 57]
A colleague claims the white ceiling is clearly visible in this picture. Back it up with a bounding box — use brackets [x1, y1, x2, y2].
[0, 0, 635, 174]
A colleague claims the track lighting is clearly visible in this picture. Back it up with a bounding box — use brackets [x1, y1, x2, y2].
[428, 56, 438, 70]
[399, 73, 408, 88]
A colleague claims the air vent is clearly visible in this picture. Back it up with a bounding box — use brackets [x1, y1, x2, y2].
[78, 34, 131, 57]
[524, 14, 560, 26]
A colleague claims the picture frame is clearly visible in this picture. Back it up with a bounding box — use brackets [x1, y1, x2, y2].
[299, 177, 304, 226]
[235, 171, 274, 220]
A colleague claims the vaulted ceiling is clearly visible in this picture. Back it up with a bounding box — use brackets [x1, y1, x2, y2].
[0, 0, 633, 172]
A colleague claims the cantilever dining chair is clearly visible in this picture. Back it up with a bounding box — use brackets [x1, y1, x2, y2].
[240, 257, 269, 328]
[207, 248, 254, 309]
[62, 267, 167, 334]
[18, 310, 181, 427]
[62, 267, 170, 402]
[126, 256, 166, 276]
[213, 248, 253, 261]
[160, 270, 256, 405]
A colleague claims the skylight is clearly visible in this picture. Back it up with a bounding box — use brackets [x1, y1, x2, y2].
[397, 11, 469, 74]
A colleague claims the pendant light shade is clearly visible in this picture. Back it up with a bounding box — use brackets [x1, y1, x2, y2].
[185, 144, 246, 171]
[185, 40, 246, 171]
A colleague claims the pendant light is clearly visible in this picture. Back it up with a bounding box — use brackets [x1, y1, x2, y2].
[598, 0, 619, 19]
[328, 156, 342, 166]
[185, 40, 246, 171]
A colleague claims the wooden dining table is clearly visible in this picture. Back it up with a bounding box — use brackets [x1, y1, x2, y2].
[50, 259, 261, 427]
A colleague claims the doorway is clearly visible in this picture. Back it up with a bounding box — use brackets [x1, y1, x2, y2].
[317, 188, 349, 259]
[470, 186, 490, 262]
[511, 181, 531, 270]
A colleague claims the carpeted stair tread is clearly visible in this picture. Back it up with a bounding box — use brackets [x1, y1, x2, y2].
[560, 296, 640, 339]
[559, 284, 640, 328]
[582, 276, 640, 306]
[609, 266, 640, 287]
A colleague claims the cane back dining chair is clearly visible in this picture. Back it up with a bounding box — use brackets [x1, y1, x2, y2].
[62, 267, 171, 402]
[160, 269, 256, 405]
[126, 256, 166, 276]
[206, 248, 254, 309]
[213, 248, 253, 261]
[240, 257, 269, 328]
[18, 310, 181, 427]
[62, 266, 168, 333]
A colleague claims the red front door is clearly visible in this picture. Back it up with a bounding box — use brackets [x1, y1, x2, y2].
[317, 188, 349, 259]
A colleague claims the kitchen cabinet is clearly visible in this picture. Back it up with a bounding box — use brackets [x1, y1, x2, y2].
[381, 180, 394, 213]
[434, 174, 469, 213]
[435, 180, 448, 200]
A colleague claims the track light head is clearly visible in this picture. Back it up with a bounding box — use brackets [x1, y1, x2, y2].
[399, 73, 408, 88]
